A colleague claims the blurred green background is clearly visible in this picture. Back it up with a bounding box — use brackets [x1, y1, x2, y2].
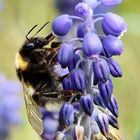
[0, 0, 139, 140]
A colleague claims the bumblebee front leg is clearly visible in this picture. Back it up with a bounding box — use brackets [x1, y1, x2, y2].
[51, 41, 61, 49]
[45, 33, 55, 45]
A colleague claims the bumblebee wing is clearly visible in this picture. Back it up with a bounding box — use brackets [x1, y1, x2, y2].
[23, 83, 43, 135]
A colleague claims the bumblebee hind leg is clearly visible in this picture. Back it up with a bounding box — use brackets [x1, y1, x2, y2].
[58, 90, 83, 103]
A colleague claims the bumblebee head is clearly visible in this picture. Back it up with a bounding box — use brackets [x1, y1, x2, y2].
[20, 23, 55, 55]
[23, 37, 47, 50]
[19, 37, 49, 57]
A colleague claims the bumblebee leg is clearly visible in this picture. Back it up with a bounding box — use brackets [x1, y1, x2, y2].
[51, 41, 61, 48]
[58, 74, 69, 82]
[32, 80, 59, 105]
[59, 90, 83, 102]
[45, 33, 55, 44]
[48, 51, 58, 66]
[33, 89, 83, 107]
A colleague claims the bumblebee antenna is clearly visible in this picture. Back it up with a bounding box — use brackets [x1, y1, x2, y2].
[26, 24, 38, 40]
[34, 21, 50, 36]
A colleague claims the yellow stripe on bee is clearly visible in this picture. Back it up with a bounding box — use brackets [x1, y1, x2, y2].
[15, 53, 28, 71]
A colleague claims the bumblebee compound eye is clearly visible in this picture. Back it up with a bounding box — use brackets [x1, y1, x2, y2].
[24, 42, 35, 49]
[27, 43, 34, 47]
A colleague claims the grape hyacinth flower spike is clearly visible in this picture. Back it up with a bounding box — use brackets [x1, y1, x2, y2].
[44, 0, 127, 139]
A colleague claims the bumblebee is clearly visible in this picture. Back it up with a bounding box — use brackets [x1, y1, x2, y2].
[15, 23, 82, 135]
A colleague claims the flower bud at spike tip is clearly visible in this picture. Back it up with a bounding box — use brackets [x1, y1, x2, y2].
[55, 0, 81, 15]
[72, 125, 84, 140]
[52, 14, 73, 36]
[54, 131, 66, 140]
[106, 95, 119, 118]
[59, 103, 75, 126]
[70, 69, 88, 92]
[75, 2, 90, 18]
[80, 95, 94, 116]
[107, 58, 122, 77]
[102, 35, 124, 57]
[102, 12, 127, 37]
[57, 43, 74, 68]
[83, 32, 103, 57]
[92, 59, 110, 83]
[101, 0, 122, 6]
[98, 79, 113, 105]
